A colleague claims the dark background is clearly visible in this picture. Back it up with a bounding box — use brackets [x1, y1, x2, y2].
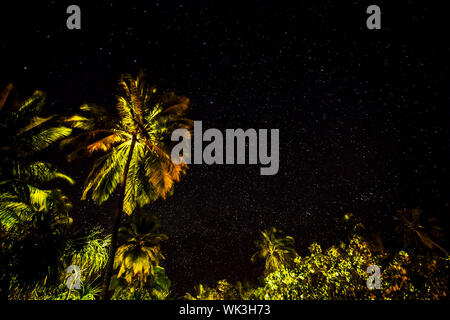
[1, 1, 449, 296]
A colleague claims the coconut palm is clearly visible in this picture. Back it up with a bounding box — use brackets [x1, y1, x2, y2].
[251, 227, 298, 275]
[63, 72, 191, 299]
[394, 208, 448, 255]
[0, 86, 74, 230]
[0, 85, 74, 298]
[0, 87, 72, 159]
[114, 215, 167, 288]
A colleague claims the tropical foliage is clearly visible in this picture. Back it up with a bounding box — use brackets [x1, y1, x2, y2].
[0, 85, 74, 299]
[114, 215, 167, 287]
[251, 227, 298, 275]
[0, 87, 74, 231]
[186, 214, 449, 300]
[0, 81, 447, 301]
[258, 237, 448, 300]
[63, 226, 111, 283]
[62, 72, 192, 298]
[185, 280, 258, 300]
[62, 72, 192, 214]
[111, 265, 171, 300]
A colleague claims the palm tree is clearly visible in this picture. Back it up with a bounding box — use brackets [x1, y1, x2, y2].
[63, 74, 191, 298]
[0, 87, 74, 230]
[251, 227, 298, 275]
[0, 87, 72, 160]
[114, 215, 167, 288]
[0, 85, 74, 298]
[394, 208, 448, 255]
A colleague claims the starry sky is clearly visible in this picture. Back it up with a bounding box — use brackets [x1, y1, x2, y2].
[1, 1, 449, 295]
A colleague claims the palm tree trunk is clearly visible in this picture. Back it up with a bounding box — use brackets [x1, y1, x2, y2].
[100, 134, 137, 300]
[0, 82, 13, 111]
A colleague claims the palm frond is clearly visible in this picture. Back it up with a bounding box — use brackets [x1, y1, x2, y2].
[20, 161, 75, 185]
[0, 192, 33, 229]
[18, 126, 72, 154]
[86, 133, 126, 154]
[13, 90, 47, 124]
[17, 115, 56, 135]
[82, 142, 129, 204]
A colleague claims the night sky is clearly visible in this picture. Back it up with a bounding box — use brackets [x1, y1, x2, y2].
[1, 1, 449, 295]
